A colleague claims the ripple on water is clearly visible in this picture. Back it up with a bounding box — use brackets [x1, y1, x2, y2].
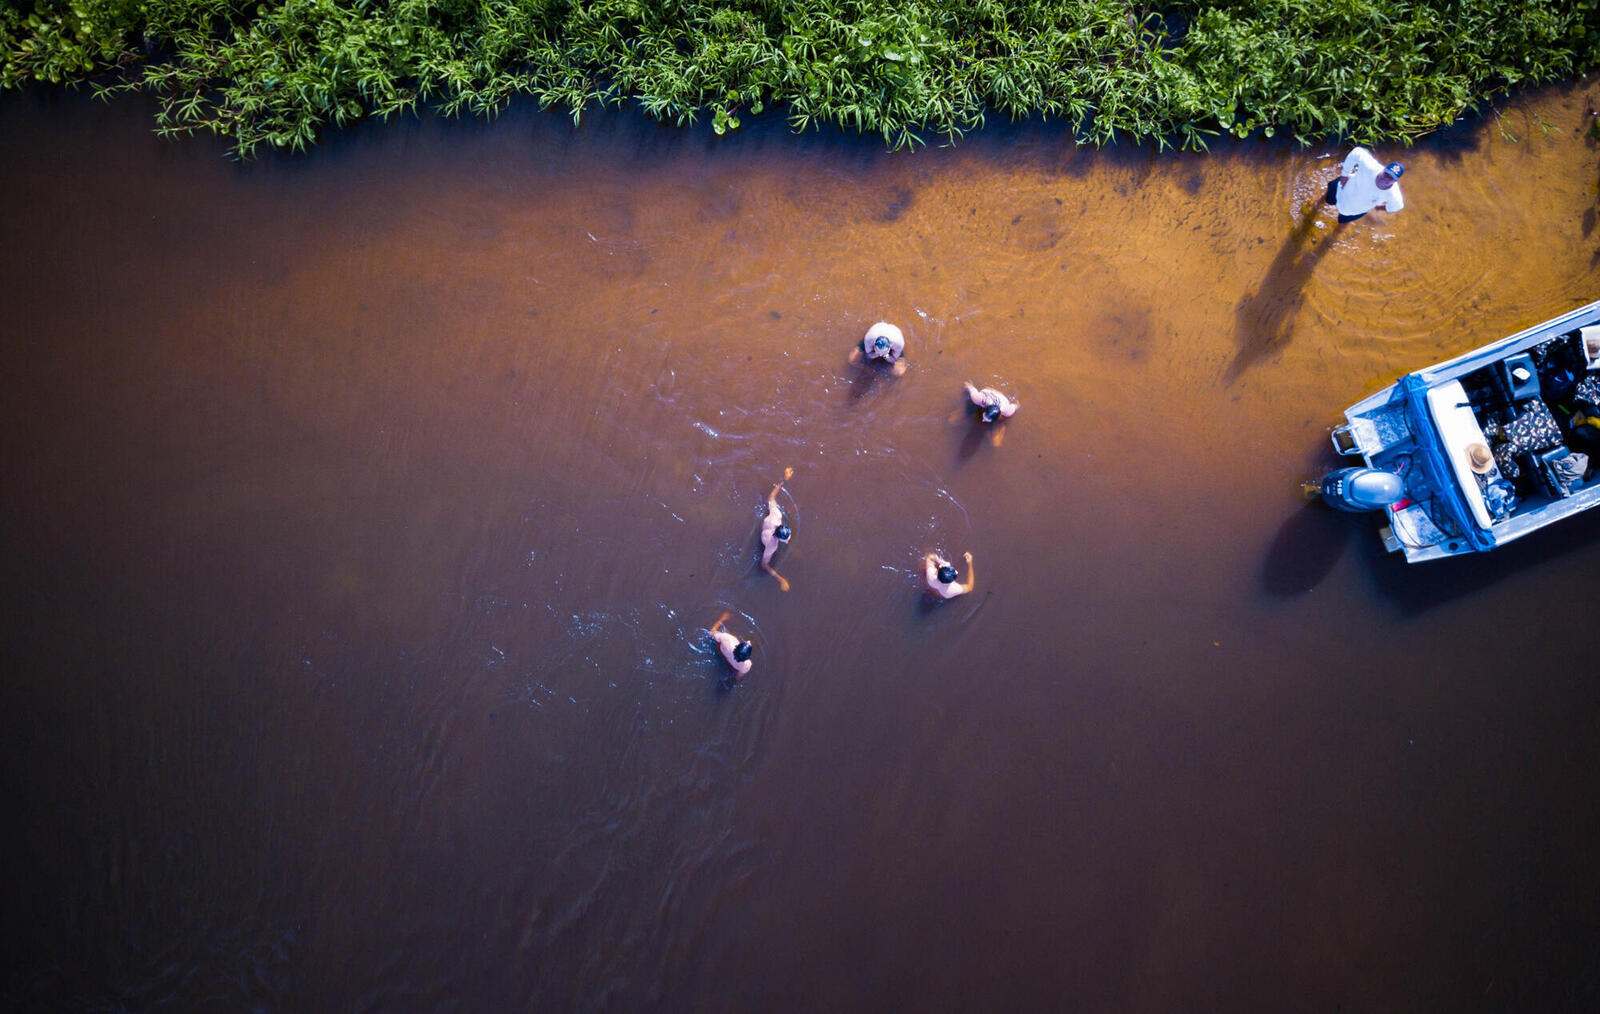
[854, 449, 977, 573]
[1283, 150, 1525, 360]
[503, 596, 786, 740]
[486, 594, 780, 1007]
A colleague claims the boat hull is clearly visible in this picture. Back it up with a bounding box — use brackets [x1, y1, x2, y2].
[1327, 300, 1600, 562]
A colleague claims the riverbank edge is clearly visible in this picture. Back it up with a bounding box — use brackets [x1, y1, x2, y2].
[5, 1, 1600, 158]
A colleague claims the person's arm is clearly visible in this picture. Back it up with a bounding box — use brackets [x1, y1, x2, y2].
[848, 346, 864, 365]
[1383, 189, 1404, 213]
[1340, 148, 1364, 180]
[892, 358, 908, 376]
[962, 551, 975, 593]
[963, 382, 981, 405]
[767, 465, 792, 504]
[710, 611, 729, 635]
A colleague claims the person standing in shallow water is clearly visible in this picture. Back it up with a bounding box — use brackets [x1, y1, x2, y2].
[760, 467, 794, 592]
[963, 382, 1019, 422]
[849, 321, 908, 375]
[708, 613, 753, 681]
[963, 381, 1020, 446]
[924, 551, 975, 599]
[1324, 147, 1404, 223]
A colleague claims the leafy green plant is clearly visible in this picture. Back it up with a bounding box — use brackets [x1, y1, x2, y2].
[3, 0, 1599, 157]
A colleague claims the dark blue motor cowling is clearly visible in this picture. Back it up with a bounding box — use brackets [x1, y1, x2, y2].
[1319, 467, 1406, 512]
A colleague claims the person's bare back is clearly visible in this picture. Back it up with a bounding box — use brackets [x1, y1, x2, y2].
[962, 382, 1019, 446]
[964, 381, 1019, 420]
[924, 551, 975, 599]
[759, 467, 794, 591]
[709, 612, 753, 679]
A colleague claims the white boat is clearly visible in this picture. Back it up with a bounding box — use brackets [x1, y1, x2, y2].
[1320, 300, 1600, 562]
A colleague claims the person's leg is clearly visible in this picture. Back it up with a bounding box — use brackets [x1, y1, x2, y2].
[1324, 179, 1339, 205]
[1337, 211, 1366, 223]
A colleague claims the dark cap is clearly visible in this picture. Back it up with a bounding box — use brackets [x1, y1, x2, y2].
[1384, 162, 1404, 179]
[734, 641, 753, 662]
[937, 565, 958, 584]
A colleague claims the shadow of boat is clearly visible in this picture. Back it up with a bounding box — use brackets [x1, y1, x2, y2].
[1260, 502, 1355, 596]
[1347, 499, 1600, 615]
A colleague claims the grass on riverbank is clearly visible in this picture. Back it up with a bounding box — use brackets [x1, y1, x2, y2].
[4, 1, 1599, 157]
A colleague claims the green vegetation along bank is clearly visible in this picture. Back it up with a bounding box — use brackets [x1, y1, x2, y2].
[4, 0, 1600, 157]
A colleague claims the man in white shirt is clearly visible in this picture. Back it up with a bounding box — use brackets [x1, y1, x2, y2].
[1323, 147, 1404, 222]
[849, 321, 908, 375]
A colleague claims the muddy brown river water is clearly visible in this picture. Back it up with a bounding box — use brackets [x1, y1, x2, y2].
[4, 82, 1600, 1011]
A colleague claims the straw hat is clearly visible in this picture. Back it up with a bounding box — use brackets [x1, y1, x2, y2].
[1466, 442, 1495, 474]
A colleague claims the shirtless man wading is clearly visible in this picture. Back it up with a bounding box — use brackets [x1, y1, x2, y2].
[962, 381, 1020, 446]
[708, 612, 753, 680]
[760, 467, 794, 591]
[924, 551, 975, 599]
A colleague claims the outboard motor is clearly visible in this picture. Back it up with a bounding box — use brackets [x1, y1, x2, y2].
[1318, 467, 1405, 512]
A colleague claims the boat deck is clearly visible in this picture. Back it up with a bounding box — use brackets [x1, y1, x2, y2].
[1335, 301, 1600, 561]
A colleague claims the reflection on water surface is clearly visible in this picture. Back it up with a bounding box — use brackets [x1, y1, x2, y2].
[3, 85, 1600, 1010]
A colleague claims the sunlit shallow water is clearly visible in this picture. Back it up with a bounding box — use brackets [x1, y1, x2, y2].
[3, 84, 1600, 1010]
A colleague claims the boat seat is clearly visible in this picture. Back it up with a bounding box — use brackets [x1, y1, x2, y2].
[1426, 380, 1495, 529]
